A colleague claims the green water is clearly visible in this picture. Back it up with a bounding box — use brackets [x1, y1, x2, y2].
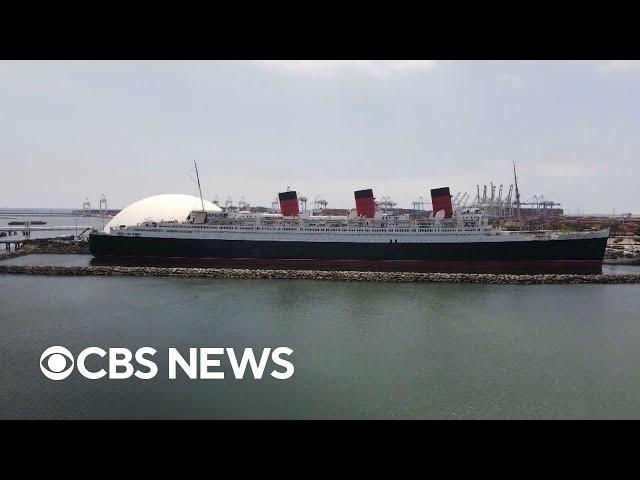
[1, 273, 639, 419]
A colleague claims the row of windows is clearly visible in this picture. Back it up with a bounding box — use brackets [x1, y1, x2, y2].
[146, 225, 483, 233]
[136, 222, 484, 234]
[135, 228, 483, 235]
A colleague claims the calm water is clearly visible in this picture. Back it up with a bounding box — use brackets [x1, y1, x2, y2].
[1, 264, 640, 419]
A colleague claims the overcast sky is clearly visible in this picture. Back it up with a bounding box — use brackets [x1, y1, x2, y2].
[1, 60, 638, 214]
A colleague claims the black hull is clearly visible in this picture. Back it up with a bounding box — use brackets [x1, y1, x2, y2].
[89, 234, 607, 274]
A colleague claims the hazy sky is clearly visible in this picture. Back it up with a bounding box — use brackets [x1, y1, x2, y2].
[1, 60, 638, 214]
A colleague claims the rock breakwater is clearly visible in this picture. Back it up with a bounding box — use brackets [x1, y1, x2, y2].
[21, 239, 90, 254]
[1, 264, 640, 284]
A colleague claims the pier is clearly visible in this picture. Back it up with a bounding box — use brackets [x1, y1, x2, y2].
[0, 226, 93, 233]
[0, 226, 94, 241]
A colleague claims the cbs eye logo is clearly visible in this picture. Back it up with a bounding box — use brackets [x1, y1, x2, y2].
[40, 346, 75, 380]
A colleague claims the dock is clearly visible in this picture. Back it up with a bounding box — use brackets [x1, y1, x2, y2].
[0, 225, 94, 249]
[0, 226, 93, 233]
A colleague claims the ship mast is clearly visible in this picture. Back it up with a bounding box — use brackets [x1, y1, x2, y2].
[194, 160, 205, 211]
[513, 161, 521, 221]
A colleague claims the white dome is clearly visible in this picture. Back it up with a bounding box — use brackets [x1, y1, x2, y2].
[105, 194, 221, 232]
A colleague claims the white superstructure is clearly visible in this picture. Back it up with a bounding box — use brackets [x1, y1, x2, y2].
[108, 208, 609, 244]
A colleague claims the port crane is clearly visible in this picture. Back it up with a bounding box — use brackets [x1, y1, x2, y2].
[377, 196, 397, 213]
[412, 196, 425, 211]
[298, 195, 308, 211]
[238, 197, 250, 211]
[313, 196, 328, 212]
[99, 194, 108, 215]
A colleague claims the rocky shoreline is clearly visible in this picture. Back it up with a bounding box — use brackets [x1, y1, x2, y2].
[22, 239, 91, 254]
[0, 239, 89, 260]
[1, 264, 639, 284]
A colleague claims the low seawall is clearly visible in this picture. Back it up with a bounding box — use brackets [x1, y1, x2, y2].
[1, 264, 640, 284]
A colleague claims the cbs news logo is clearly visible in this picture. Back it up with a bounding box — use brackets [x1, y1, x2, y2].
[40, 346, 294, 380]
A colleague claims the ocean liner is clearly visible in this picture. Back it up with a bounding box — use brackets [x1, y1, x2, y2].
[89, 187, 609, 273]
